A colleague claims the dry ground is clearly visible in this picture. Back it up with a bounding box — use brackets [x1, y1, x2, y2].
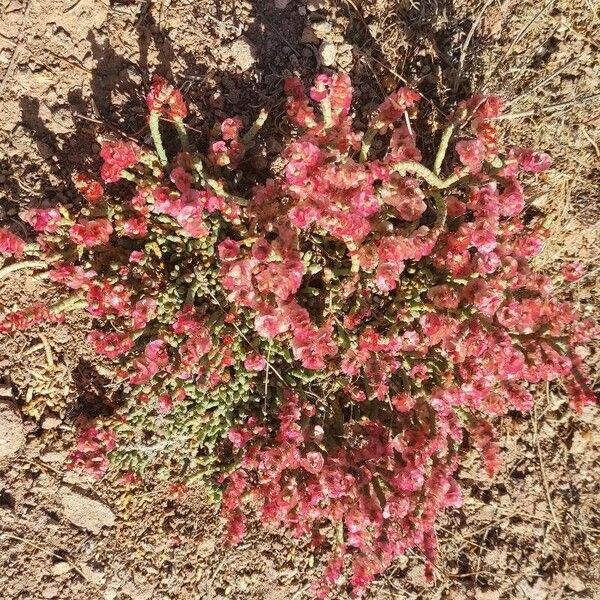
[0, 1, 599, 599]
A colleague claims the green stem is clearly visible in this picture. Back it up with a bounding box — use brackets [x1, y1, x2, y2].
[149, 111, 168, 166]
[50, 293, 86, 315]
[241, 109, 268, 146]
[359, 125, 379, 162]
[192, 159, 248, 206]
[433, 123, 455, 176]
[0, 260, 47, 279]
[391, 161, 469, 189]
[174, 118, 189, 151]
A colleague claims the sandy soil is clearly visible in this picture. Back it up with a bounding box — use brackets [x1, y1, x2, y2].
[0, 1, 598, 599]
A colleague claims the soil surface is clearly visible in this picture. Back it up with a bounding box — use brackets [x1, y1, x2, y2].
[0, 1, 599, 599]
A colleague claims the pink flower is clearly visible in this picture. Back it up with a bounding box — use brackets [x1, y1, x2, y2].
[131, 297, 157, 329]
[87, 330, 134, 358]
[515, 148, 552, 173]
[176, 203, 209, 237]
[221, 117, 243, 141]
[378, 87, 420, 127]
[157, 393, 174, 414]
[69, 218, 113, 247]
[218, 238, 240, 261]
[21, 208, 62, 233]
[456, 139, 486, 173]
[244, 353, 267, 371]
[49, 263, 96, 289]
[121, 215, 148, 237]
[0, 229, 25, 256]
[100, 140, 140, 183]
[561, 261, 585, 283]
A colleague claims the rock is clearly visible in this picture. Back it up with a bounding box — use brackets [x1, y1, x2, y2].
[41, 415, 62, 430]
[51, 561, 72, 576]
[301, 25, 319, 45]
[0, 400, 26, 460]
[227, 36, 258, 71]
[80, 562, 106, 586]
[565, 574, 586, 592]
[42, 585, 60, 599]
[305, 0, 326, 10]
[60, 487, 115, 534]
[312, 21, 332, 39]
[40, 450, 68, 464]
[318, 41, 336, 67]
[274, 0, 290, 8]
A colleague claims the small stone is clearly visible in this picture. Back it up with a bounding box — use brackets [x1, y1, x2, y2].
[60, 488, 115, 534]
[41, 415, 62, 430]
[42, 585, 60, 599]
[297, 6, 306, 15]
[306, 0, 326, 10]
[274, 0, 290, 8]
[80, 564, 106, 586]
[40, 450, 68, 464]
[0, 400, 25, 461]
[318, 41, 336, 67]
[51, 561, 72, 576]
[227, 36, 258, 71]
[565, 574, 586, 592]
[301, 25, 319, 45]
[312, 21, 332, 39]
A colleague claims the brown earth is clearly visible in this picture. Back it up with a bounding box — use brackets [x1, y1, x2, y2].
[0, 0, 598, 599]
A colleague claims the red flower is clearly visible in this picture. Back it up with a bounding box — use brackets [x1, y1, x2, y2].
[100, 140, 140, 182]
[69, 218, 113, 247]
[146, 74, 187, 119]
[72, 172, 104, 202]
[21, 208, 62, 233]
[0, 228, 25, 256]
[244, 353, 267, 371]
[456, 139, 486, 173]
[561, 261, 585, 283]
[87, 330, 134, 358]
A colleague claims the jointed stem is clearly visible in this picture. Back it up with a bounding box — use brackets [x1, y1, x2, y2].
[174, 118, 189, 151]
[433, 123, 455, 176]
[242, 109, 268, 146]
[392, 161, 469, 189]
[50, 293, 86, 314]
[0, 260, 47, 280]
[149, 111, 168, 166]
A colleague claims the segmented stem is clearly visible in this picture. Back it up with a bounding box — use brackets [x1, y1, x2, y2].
[149, 111, 168, 166]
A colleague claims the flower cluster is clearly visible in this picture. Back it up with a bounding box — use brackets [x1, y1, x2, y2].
[0, 73, 596, 597]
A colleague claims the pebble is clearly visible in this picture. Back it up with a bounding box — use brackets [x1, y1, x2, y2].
[227, 36, 258, 71]
[41, 415, 62, 430]
[60, 487, 116, 534]
[0, 400, 25, 461]
[301, 25, 319, 45]
[51, 561, 72, 576]
[312, 21, 332, 39]
[318, 41, 336, 67]
[274, 0, 290, 8]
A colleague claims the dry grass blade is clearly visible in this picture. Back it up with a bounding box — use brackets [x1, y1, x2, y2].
[455, 0, 497, 93]
[485, 0, 555, 87]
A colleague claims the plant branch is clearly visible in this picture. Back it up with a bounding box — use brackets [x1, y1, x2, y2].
[149, 111, 168, 166]
[433, 123, 455, 176]
[0, 260, 47, 279]
[392, 161, 469, 189]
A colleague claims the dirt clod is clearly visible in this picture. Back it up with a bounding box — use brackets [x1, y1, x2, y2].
[60, 488, 116, 534]
[0, 400, 25, 460]
[318, 41, 336, 67]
